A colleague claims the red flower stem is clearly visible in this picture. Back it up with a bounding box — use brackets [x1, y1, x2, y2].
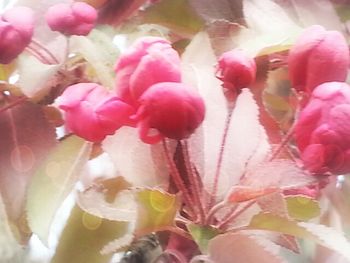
[181, 140, 205, 224]
[25, 46, 52, 65]
[207, 103, 235, 210]
[205, 200, 227, 225]
[31, 39, 60, 64]
[162, 139, 196, 220]
[216, 200, 256, 229]
[269, 124, 295, 161]
[0, 96, 26, 115]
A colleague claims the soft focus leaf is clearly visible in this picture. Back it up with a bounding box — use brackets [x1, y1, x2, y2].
[188, 224, 220, 253]
[51, 205, 128, 263]
[286, 196, 320, 221]
[238, 0, 301, 56]
[142, 0, 204, 35]
[102, 127, 170, 188]
[16, 55, 61, 99]
[182, 32, 228, 197]
[249, 212, 350, 260]
[228, 160, 316, 203]
[78, 177, 137, 222]
[208, 232, 286, 263]
[0, 101, 56, 242]
[283, 0, 343, 31]
[219, 89, 271, 199]
[189, 0, 244, 24]
[135, 189, 180, 236]
[97, 0, 147, 26]
[78, 176, 136, 255]
[71, 29, 119, 89]
[27, 136, 92, 244]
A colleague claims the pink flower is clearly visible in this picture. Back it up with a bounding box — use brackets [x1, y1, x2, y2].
[115, 37, 182, 105]
[288, 25, 349, 94]
[57, 83, 134, 142]
[216, 49, 256, 92]
[295, 82, 350, 174]
[133, 82, 205, 144]
[45, 2, 97, 36]
[0, 6, 34, 64]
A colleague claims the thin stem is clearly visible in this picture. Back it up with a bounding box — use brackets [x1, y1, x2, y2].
[269, 125, 295, 161]
[162, 139, 196, 220]
[31, 38, 59, 64]
[216, 200, 256, 229]
[25, 46, 51, 64]
[205, 200, 227, 225]
[181, 140, 205, 224]
[208, 103, 235, 210]
[0, 96, 26, 115]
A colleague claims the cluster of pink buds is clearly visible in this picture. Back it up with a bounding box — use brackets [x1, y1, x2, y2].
[290, 25, 350, 175]
[58, 37, 205, 144]
[288, 25, 349, 95]
[57, 83, 134, 142]
[0, 7, 34, 64]
[45, 2, 97, 36]
[295, 82, 350, 175]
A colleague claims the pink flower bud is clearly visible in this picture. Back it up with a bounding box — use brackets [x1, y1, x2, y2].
[288, 25, 349, 94]
[45, 2, 97, 36]
[216, 49, 256, 92]
[0, 6, 34, 64]
[115, 37, 181, 105]
[57, 83, 134, 142]
[295, 82, 350, 174]
[134, 82, 205, 144]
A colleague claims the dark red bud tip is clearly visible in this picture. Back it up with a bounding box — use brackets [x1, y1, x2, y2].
[136, 82, 205, 144]
[216, 49, 256, 93]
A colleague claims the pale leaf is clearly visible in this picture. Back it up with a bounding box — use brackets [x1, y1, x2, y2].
[288, 0, 343, 31]
[228, 160, 316, 203]
[208, 232, 286, 263]
[182, 32, 228, 196]
[17, 55, 61, 99]
[219, 89, 271, 198]
[238, 0, 301, 56]
[102, 127, 170, 188]
[70, 29, 119, 89]
[26, 136, 92, 244]
[78, 187, 137, 222]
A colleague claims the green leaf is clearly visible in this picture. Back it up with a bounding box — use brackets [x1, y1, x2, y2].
[286, 196, 320, 221]
[249, 212, 350, 260]
[26, 136, 92, 244]
[51, 205, 129, 263]
[135, 189, 180, 236]
[142, 0, 204, 35]
[188, 224, 220, 253]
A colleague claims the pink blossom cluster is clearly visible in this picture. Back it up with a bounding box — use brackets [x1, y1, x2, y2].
[58, 37, 206, 144]
[290, 26, 350, 175]
[0, 2, 97, 64]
